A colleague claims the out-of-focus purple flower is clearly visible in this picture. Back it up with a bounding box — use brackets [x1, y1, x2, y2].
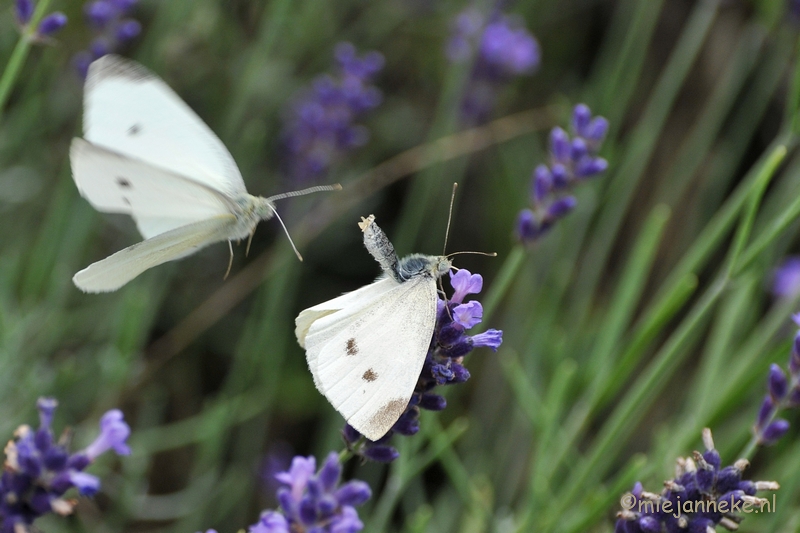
[752, 316, 800, 445]
[516, 104, 609, 244]
[73, 0, 140, 78]
[790, 0, 800, 20]
[14, 0, 68, 39]
[83, 409, 131, 459]
[250, 452, 370, 533]
[15, 0, 34, 25]
[344, 267, 503, 461]
[282, 43, 384, 185]
[447, 8, 540, 124]
[0, 399, 131, 529]
[249, 511, 289, 533]
[773, 256, 800, 298]
[615, 429, 779, 533]
[37, 12, 67, 36]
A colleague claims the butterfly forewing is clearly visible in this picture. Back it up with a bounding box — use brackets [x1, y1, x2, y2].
[304, 276, 438, 440]
[71, 138, 233, 239]
[84, 54, 246, 198]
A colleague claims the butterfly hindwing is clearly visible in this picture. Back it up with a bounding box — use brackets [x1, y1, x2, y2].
[303, 276, 438, 441]
[83, 54, 246, 198]
[73, 214, 238, 293]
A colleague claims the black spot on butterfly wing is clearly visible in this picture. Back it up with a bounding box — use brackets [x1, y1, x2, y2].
[346, 338, 358, 356]
[362, 369, 378, 382]
[116, 177, 132, 188]
[127, 123, 142, 135]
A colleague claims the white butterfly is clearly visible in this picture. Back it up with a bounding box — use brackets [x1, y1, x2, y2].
[70, 54, 338, 293]
[295, 214, 452, 441]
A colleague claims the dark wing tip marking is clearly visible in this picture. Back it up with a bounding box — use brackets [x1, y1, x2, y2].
[85, 54, 154, 91]
[346, 338, 358, 356]
[362, 369, 378, 382]
[368, 398, 408, 433]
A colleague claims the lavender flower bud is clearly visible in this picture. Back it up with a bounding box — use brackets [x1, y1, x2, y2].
[317, 452, 340, 492]
[760, 419, 790, 445]
[471, 329, 503, 351]
[533, 164, 552, 202]
[37, 397, 58, 430]
[586, 117, 609, 142]
[249, 511, 290, 533]
[768, 364, 788, 401]
[84, 409, 131, 460]
[335, 481, 372, 506]
[550, 163, 569, 188]
[572, 104, 592, 136]
[363, 445, 400, 463]
[516, 208, 539, 243]
[15, 0, 34, 24]
[115, 18, 141, 41]
[36, 12, 67, 36]
[755, 395, 776, 431]
[546, 196, 578, 220]
[575, 157, 608, 178]
[419, 394, 446, 411]
[550, 127, 571, 163]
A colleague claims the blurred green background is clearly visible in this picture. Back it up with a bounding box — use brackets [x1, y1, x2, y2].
[3, 0, 800, 531]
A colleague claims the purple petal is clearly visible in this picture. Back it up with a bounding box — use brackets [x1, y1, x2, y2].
[317, 452, 341, 492]
[470, 329, 503, 351]
[452, 301, 483, 329]
[449, 269, 483, 304]
[550, 127, 571, 163]
[249, 511, 290, 533]
[275, 455, 315, 501]
[37, 397, 58, 431]
[571, 104, 592, 136]
[69, 471, 101, 495]
[84, 409, 131, 459]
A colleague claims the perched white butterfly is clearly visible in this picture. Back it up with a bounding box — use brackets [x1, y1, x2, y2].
[70, 54, 338, 293]
[295, 214, 456, 441]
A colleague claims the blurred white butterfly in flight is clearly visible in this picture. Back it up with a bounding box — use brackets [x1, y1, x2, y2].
[295, 198, 494, 441]
[70, 55, 339, 293]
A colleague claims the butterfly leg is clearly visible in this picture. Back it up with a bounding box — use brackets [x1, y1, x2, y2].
[246, 230, 255, 257]
[224, 240, 234, 280]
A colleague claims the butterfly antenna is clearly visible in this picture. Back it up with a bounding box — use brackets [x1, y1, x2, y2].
[443, 183, 458, 255]
[268, 204, 303, 261]
[266, 183, 342, 202]
[446, 250, 497, 258]
[224, 241, 234, 280]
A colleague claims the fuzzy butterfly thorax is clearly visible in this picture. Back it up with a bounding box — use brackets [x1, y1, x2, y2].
[359, 215, 452, 283]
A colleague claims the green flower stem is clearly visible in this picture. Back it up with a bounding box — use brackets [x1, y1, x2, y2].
[0, 0, 54, 119]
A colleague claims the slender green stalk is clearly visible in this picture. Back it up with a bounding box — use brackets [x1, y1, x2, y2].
[0, 0, 53, 119]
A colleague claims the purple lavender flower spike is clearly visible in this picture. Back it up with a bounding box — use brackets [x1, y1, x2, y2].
[74, 0, 140, 77]
[282, 43, 383, 184]
[260, 452, 370, 531]
[15, 0, 34, 25]
[447, 8, 540, 124]
[773, 256, 800, 298]
[615, 429, 778, 532]
[517, 104, 610, 244]
[1, 399, 131, 528]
